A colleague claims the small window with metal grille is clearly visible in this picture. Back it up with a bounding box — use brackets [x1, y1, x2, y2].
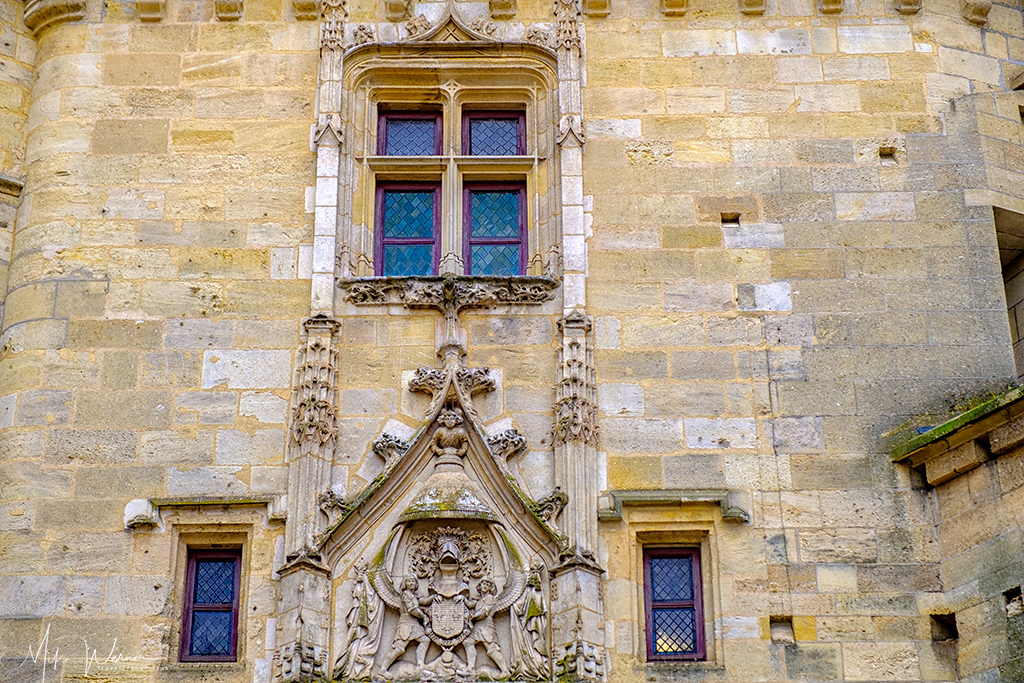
[180, 548, 242, 662]
[643, 547, 705, 661]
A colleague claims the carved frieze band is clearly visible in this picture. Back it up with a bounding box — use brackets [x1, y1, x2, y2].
[339, 275, 559, 309]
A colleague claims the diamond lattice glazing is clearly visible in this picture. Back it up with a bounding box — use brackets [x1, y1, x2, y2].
[652, 608, 696, 655]
[384, 191, 434, 238]
[386, 119, 437, 156]
[470, 191, 519, 238]
[469, 119, 520, 155]
[650, 556, 693, 602]
[470, 244, 520, 276]
[384, 244, 433, 276]
[190, 611, 233, 656]
[193, 560, 235, 605]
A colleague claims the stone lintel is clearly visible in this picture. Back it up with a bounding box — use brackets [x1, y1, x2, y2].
[598, 488, 751, 523]
[123, 495, 287, 529]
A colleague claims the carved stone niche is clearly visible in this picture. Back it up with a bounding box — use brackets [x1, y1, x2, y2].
[321, 363, 562, 682]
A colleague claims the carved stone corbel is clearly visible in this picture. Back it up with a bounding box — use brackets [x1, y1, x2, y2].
[385, 0, 411, 21]
[489, 0, 516, 19]
[137, 0, 164, 21]
[961, 0, 990, 24]
[215, 0, 243, 19]
[739, 0, 766, 14]
[582, 0, 610, 17]
[23, 0, 86, 34]
[661, 0, 687, 15]
[817, 0, 843, 12]
[372, 433, 411, 469]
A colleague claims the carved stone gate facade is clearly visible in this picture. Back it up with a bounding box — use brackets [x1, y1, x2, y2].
[6, 0, 1024, 679]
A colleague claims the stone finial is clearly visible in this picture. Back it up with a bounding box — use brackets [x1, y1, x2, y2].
[660, 0, 686, 15]
[137, 0, 164, 21]
[961, 0, 990, 24]
[215, 0, 243, 19]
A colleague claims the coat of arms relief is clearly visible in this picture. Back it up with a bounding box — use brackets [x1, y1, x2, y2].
[328, 387, 559, 681]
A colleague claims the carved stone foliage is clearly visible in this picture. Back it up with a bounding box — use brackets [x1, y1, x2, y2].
[280, 642, 328, 681]
[487, 429, 528, 464]
[373, 432, 411, 469]
[352, 22, 376, 44]
[406, 13, 432, 35]
[340, 275, 559, 309]
[529, 486, 567, 533]
[961, 0, 990, 24]
[524, 25, 552, 47]
[554, 639, 606, 682]
[291, 317, 340, 459]
[553, 311, 598, 447]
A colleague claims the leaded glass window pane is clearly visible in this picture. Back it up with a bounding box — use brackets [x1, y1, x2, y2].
[194, 560, 236, 605]
[470, 244, 520, 276]
[651, 609, 696, 655]
[383, 191, 435, 238]
[650, 556, 694, 603]
[385, 118, 437, 156]
[384, 244, 433, 277]
[190, 611, 234, 657]
[470, 191, 520, 238]
[469, 118, 520, 155]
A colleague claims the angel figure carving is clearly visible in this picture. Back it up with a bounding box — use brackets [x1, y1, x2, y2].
[462, 578, 509, 677]
[379, 576, 432, 673]
[333, 561, 384, 681]
[511, 561, 549, 679]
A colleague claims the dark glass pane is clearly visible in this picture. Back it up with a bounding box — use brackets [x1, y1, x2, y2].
[385, 119, 436, 156]
[190, 611, 233, 657]
[193, 560, 236, 605]
[383, 191, 434, 238]
[470, 191, 520, 238]
[470, 244, 520, 276]
[650, 556, 693, 603]
[384, 244, 433, 276]
[469, 118, 520, 155]
[652, 608, 696, 655]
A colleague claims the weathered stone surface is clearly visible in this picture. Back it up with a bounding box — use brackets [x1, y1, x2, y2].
[202, 350, 291, 389]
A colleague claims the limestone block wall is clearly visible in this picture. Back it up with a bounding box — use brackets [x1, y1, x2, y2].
[0, 9, 317, 675]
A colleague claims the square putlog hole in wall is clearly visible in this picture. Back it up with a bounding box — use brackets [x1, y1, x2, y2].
[720, 213, 740, 227]
[1005, 586, 1023, 617]
[930, 614, 959, 641]
[879, 146, 898, 166]
[769, 616, 795, 644]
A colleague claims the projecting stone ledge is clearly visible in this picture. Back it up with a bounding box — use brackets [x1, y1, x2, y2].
[891, 383, 1024, 486]
[598, 489, 751, 523]
[23, 0, 85, 35]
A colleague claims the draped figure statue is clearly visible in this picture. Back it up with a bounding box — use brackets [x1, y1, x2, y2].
[334, 561, 384, 681]
[511, 561, 549, 679]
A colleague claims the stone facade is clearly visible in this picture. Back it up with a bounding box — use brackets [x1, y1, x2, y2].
[2, 0, 1024, 680]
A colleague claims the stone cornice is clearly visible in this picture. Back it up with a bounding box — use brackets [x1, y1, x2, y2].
[338, 274, 558, 309]
[23, 0, 85, 35]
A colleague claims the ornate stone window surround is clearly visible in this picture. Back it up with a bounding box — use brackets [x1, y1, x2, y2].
[336, 48, 562, 280]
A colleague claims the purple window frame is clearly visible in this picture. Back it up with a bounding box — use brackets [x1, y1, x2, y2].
[375, 182, 442, 277]
[180, 548, 242, 663]
[462, 111, 526, 156]
[643, 547, 705, 661]
[377, 112, 442, 156]
[463, 182, 527, 276]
